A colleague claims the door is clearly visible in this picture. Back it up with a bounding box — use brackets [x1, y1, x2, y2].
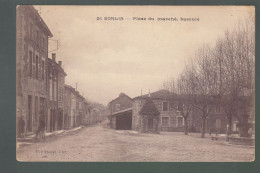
[27, 95, 32, 132]
[148, 118, 153, 130]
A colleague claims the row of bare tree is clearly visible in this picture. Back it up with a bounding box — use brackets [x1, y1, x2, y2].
[162, 17, 255, 137]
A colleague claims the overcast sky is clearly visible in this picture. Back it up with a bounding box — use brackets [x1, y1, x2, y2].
[34, 6, 253, 105]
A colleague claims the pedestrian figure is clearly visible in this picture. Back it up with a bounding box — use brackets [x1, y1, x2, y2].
[18, 116, 25, 138]
[35, 118, 45, 141]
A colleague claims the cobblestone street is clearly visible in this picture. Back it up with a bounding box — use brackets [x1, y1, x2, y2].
[17, 123, 254, 162]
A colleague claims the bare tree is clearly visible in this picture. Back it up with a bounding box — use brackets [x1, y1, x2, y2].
[213, 18, 255, 136]
[161, 79, 176, 93]
[176, 63, 196, 135]
[163, 16, 254, 138]
[193, 45, 219, 138]
[192, 16, 255, 138]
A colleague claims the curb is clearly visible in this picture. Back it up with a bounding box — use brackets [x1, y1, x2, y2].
[17, 126, 84, 149]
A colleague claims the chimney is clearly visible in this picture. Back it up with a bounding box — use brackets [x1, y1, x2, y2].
[58, 61, 62, 66]
[52, 53, 56, 62]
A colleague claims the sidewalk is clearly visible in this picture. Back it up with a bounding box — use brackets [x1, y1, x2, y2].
[16, 126, 84, 149]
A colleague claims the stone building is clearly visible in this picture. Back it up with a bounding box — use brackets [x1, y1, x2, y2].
[75, 91, 84, 127]
[108, 89, 254, 135]
[16, 5, 53, 135]
[64, 85, 87, 129]
[132, 90, 184, 133]
[57, 58, 66, 130]
[80, 99, 89, 126]
[108, 93, 133, 130]
[137, 97, 160, 133]
[64, 85, 77, 129]
[46, 53, 66, 132]
[108, 90, 196, 133]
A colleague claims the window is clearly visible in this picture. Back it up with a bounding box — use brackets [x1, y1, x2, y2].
[42, 36, 45, 49]
[60, 88, 63, 101]
[29, 22, 33, 39]
[162, 117, 169, 125]
[35, 55, 38, 79]
[232, 121, 238, 132]
[53, 81, 57, 101]
[216, 119, 221, 129]
[49, 80, 52, 100]
[58, 89, 61, 101]
[38, 57, 41, 80]
[42, 60, 44, 80]
[116, 104, 120, 111]
[177, 117, 184, 127]
[34, 28, 37, 41]
[162, 101, 168, 111]
[29, 50, 32, 76]
[49, 66, 52, 78]
[36, 30, 39, 43]
[35, 96, 38, 121]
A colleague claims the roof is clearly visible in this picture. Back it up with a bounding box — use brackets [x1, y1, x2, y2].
[30, 6, 53, 37]
[111, 108, 132, 116]
[21, 6, 53, 37]
[48, 58, 67, 75]
[65, 84, 74, 89]
[139, 97, 160, 116]
[108, 93, 133, 104]
[133, 89, 177, 100]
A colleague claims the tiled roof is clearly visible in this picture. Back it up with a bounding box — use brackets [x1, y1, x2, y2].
[139, 97, 160, 116]
[108, 93, 133, 104]
[134, 89, 176, 100]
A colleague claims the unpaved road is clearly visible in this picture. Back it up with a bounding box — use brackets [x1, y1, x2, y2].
[17, 123, 254, 162]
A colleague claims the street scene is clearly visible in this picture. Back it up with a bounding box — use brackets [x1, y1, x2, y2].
[17, 121, 254, 162]
[16, 6, 255, 162]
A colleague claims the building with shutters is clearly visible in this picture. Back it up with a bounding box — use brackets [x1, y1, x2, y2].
[132, 90, 182, 133]
[46, 53, 66, 132]
[16, 5, 53, 135]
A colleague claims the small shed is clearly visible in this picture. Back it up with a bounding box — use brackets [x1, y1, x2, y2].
[139, 97, 160, 133]
[108, 93, 133, 130]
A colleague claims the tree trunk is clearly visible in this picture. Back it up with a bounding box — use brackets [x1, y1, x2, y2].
[201, 117, 206, 138]
[184, 117, 188, 135]
[227, 114, 232, 136]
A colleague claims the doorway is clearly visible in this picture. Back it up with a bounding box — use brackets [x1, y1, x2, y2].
[116, 112, 132, 130]
[148, 118, 153, 130]
[27, 95, 32, 132]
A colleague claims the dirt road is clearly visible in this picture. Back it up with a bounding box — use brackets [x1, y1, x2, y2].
[17, 123, 254, 162]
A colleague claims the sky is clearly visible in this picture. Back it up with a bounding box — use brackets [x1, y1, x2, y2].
[34, 6, 254, 105]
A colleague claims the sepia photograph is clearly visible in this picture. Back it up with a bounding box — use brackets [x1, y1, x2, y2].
[16, 5, 255, 162]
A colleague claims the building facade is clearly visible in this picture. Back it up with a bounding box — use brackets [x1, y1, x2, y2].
[64, 85, 89, 129]
[108, 93, 133, 130]
[46, 53, 66, 132]
[132, 90, 187, 133]
[57, 57, 66, 130]
[16, 5, 53, 135]
[64, 85, 76, 129]
[108, 90, 232, 134]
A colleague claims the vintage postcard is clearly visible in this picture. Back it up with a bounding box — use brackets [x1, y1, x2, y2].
[16, 6, 255, 162]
